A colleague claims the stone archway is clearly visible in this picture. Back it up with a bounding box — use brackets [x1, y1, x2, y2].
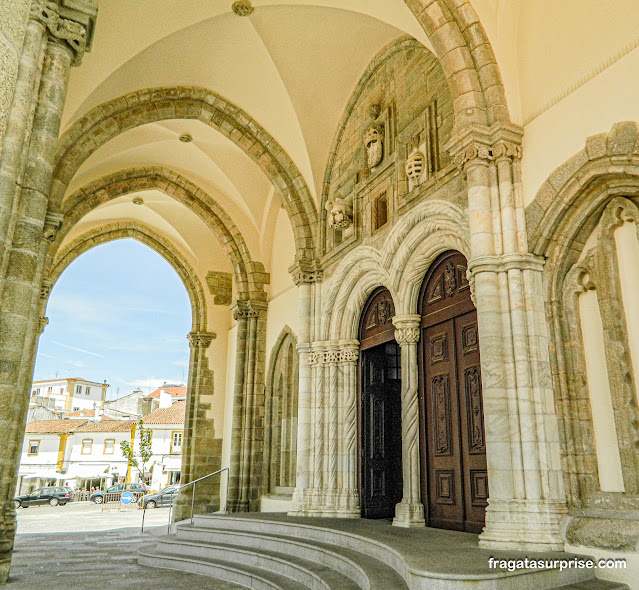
[51, 87, 318, 263]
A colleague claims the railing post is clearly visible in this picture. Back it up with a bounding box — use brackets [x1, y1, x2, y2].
[191, 481, 196, 525]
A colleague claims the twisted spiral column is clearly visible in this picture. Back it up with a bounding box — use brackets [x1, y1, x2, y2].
[392, 314, 425, 527]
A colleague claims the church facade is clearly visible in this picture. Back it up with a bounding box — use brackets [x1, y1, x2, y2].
[2, 0, 639, 585]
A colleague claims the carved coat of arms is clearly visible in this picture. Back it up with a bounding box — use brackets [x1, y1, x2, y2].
[364, 125, 383, 168]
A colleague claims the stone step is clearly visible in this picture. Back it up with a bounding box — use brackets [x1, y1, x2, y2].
[138, 544, 306, 590]
[186, 514, 597, 590]
[551, 581, 629, 589]
[154, 534, 363, 590]
[175, 524, 405, 590]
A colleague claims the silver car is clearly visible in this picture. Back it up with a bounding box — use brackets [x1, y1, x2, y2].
[139, 484, 180, 509]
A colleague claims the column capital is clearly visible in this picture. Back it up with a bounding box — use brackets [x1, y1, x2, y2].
[289, 260, 323, 286]
[231, 299, 267, 320]
[467, 253, 545, 276]
[37, 316, 49, 334]
[392, 314, 421, 345]
[446, 123, 523, 172]
[43, 211, 63, 242]
[30, 0, 97, 65]
[187, 331, 216, 349]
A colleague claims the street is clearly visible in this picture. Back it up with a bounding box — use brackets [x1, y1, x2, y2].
[10, 502, 241, 589]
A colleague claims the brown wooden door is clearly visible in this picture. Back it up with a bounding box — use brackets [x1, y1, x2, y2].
[419, 252, 488, 533]
[358, 287, 403, 520]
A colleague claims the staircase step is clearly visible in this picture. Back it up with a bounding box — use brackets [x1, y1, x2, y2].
[175, 524, 405, 590]
[154, 534, 364, 590]
[138, 544, 307, 590]
[552, 581, 629, 589]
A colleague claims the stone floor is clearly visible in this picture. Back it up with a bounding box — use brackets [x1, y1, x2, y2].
[10, 527, 242, 589]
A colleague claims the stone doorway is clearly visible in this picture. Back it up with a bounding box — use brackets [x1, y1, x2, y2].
[358, 288, 403, 519]
[418, 252, 488, 533]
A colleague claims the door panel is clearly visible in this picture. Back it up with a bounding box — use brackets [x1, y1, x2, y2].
[419, 251, 488, 533]
[361, 343, 403, 519]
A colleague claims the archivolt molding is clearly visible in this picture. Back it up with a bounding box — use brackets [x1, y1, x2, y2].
[51, 86, 318, 262]
[53, 167, 257, 301]
[321, 199, 469, 341]
[47, 221, 208, 332]
[406, 0, 510, 130]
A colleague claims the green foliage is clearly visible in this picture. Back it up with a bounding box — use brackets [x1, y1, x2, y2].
[120, 420, 153, 480]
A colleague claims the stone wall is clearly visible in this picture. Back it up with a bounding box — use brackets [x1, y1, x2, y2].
[0, 0, 29, 159]
[322, 37, 454, 262]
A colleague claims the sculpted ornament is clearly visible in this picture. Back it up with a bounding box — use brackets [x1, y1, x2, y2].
[325, 196, 352, 229]
[364, 125, 384, 169]
[405, 148, 425, 184]
[30, 0, 89, 64]
[394, 327, 420, 345]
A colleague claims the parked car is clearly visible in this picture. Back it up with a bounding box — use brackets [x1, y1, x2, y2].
[139, 485, 180, 509]
[90, 482, 147, 504]
[14, 486, 72, 508]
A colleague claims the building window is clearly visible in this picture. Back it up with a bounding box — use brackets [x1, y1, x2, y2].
[31, 390, 36, 397]
[28, 440, 40, 455]
[76, 385, 82, 394]
[60, 387, 66, 395]
[47, 386, 52, 394]
[170, 432, 183, 454]
[373, 192, 388, 231]
[81, 439, 93, 455]
[85, 386, 90, 395]
[73, 406, 80, 411]
[104, 439, 115, 454]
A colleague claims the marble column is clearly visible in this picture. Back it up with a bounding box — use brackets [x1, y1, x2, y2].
[289, 263, 322, 516]
[174, 331, 218, 521]
[449, 125, 566, 551]
[0, 0, 96, 580]
[336, 339, 360, 517]
[392, 315, 425, 527]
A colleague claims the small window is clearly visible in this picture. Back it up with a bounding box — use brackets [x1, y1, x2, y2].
[85, 387, 90, 395]
[81, 439, 92, 455]
[73, 406, 80, 411]
[373, 192, 388, 231]
[76, 385, 82, 394]
[104, 439, 115, 454]
[31, 390, 36, 397]
[60, 387, 65, 395]
[28, 440, 40, 455]
[47, 386, 52, 394]
[171, 431, 183, 453]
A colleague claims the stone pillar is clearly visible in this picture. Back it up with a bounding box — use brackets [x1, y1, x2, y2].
[392, 314, 425, 527]
[227, 299, 267, 512]
[173, 331, 218, 521]
[0, 0, 96, 580]
[289, 262, 322, 516]
[449, 125, 566, 551]
[336, 339, 359, 517]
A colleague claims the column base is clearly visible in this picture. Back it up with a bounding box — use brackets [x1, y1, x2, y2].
[479, 498, 567, 551]
[288, 486, 309, 516]
[392, 499, 425, 528]
[336, 489, 360, 518]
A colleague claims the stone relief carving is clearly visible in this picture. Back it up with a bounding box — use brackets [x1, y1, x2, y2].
[405, 148, 425, 185]
[364, 125, 384, 169]
[325, 196, 353, 229]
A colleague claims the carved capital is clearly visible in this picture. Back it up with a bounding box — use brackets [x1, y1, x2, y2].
[187, 331, 216, 349]
[446, 123, 523, 172]
[231, 300, 266, 320]
[40, 277, 53, 300]
[338, 339, 359, 364]
[392, 314, 421, 346]
[30, 0, 97, 65]
[289, 261, 323, 286]
[43, 211, 64, 242]
[38, 316, 49, 334]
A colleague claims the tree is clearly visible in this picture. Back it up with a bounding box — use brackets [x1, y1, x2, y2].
[120, 420, 153, 483]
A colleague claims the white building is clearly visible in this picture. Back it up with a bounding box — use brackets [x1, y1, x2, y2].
[30, 377, 109, 413]
[17, 401, 186, 494]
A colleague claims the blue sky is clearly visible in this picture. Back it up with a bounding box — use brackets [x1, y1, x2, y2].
[34, 239, 192, 400]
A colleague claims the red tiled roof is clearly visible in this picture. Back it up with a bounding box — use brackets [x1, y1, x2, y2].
[145, 386, 187, 399]
[74, 420, 136, 433]
[25, 420, 87, 434]
[141, 400, 186, 424]
[66, 409, 95, 418]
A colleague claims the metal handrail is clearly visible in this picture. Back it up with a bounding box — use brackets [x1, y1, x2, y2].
[140, 467, 230, 533]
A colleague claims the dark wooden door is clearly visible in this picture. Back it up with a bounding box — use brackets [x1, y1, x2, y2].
[419, 252, 488, 533]
[361, 342, 403, 519]
[359, 287, 403, 520]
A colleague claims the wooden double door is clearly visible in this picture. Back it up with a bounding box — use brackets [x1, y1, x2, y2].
[418, 252, 488, 533]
